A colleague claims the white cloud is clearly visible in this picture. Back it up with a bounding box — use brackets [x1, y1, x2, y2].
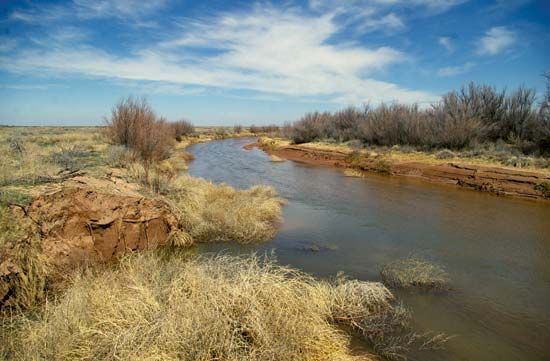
[356, 13, 405, 33]
[3, 4, 437, 105]
[311, 0, 466, 12]
[9, 0, 166, 23]
[437, 61, 475, 76]
[72, 0, 167, 19]
[438, 36, 453, 52]
[477, 26, 516, 55]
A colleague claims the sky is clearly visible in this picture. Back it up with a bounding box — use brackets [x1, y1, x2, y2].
[0, 0, 549, 126]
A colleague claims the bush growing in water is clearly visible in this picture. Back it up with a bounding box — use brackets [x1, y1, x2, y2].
[288, 81, 550, 155]
[381, 257, 450, 291]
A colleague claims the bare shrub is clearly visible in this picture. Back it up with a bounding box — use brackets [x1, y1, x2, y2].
[233, 124, 243, 134]
[171, 119, 194, 140]
[285, 82, 550, 155]
[106, 97, 175, 182]
[8, 137, 26, 158]
[49, 144, 88, 171]
[290, 112, 326, 143]
[106, 96, 155, 148]
[381, 257, 450, 291]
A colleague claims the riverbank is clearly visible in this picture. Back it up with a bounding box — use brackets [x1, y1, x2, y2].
[255, 137, 550, 201]
[1, 127, 428, 361]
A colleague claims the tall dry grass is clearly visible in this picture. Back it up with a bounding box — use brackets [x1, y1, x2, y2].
[167, 175, 284, 244]
[0, 206, 50, 311]
[2, 251, 438, 361]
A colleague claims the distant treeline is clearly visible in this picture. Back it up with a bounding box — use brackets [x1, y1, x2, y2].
[285, 80, 550, 155]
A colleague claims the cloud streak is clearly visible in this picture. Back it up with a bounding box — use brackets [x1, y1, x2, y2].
[437, 61, 475, 76]
[3, 4, 436, 105]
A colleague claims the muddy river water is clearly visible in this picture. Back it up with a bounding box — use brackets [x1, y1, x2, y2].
[187, 137, 550, 361]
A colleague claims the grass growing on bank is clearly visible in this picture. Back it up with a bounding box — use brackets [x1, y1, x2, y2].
[1, 251, 448, 361]
[0, 205, 50, 311]
[168, 175, 284, 244]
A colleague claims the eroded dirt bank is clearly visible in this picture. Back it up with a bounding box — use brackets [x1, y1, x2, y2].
[256, 142, 550, 201]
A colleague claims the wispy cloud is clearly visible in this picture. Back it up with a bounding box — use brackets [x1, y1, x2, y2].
[3, 5, 436, 105]
[72, 0, 167, 19]
[311, 0, 467, 13]
[437, 61, 475, 76]
[438, 36, 453, 52]
[9, 0, 167, 24]
[0, 38, 17, 53]
[476, 26, 516, 55]
[356, 13, 405, 33]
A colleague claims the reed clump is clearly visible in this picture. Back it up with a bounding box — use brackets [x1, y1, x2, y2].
[167, 175, 284, 244]
[381, 257, 450, 291]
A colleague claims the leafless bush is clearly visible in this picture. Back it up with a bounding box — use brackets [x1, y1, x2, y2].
[233, 124, 243, 134]
[249, 124, 280, 135]
[8, 137, 26, 158]
[106, 97, 175, 182]
[171, 119, 194, 140]
[287, 82, 549, 155]
[49, 144, 88, 171]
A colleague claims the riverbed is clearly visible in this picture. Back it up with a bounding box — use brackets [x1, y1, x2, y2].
[187, 137, 550, 361]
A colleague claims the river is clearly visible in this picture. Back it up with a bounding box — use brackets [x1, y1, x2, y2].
[187, 137, 550, 361]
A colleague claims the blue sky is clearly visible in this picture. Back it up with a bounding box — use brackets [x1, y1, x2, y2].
[0, 0, 548, 125]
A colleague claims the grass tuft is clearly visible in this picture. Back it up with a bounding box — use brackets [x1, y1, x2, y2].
[0, 206, 50, 311]
[168, 175, 283, 244]
[381, 257, 450, 291]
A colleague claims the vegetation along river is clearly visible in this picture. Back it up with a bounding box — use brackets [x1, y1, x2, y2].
[187, 137, 550, 361]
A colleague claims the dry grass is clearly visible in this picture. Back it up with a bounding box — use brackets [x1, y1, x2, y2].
[381, 257, 450, 291]
[343, 169, 364, 177]
[167, 175, 284, 244]
[259, 136, 550, 175]
[0, 127, 108, 186]
[270, 154, 285, 162]
[0, 206, 50, 311]
[1, 252, 389, 361]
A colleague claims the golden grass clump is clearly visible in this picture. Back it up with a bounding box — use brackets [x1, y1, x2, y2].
[168, 175, 283, 244]
[2, 252, 393, 361]
[343, 168, 364, 177]
[0, 206, 50, 311]
[381, 257, 450, 291]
